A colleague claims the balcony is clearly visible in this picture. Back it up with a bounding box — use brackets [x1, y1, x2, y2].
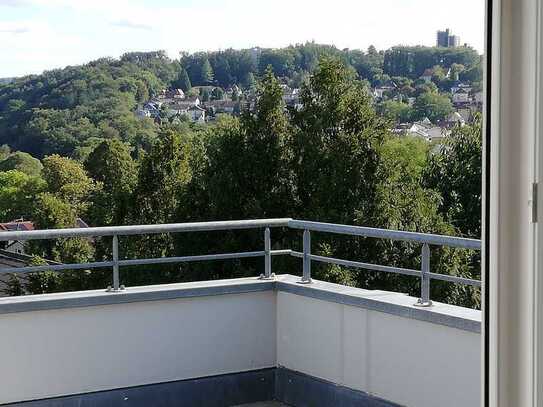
[0, 219, 481, 407]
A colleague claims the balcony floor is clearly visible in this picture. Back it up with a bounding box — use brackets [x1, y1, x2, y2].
[235, 403, 289, 406]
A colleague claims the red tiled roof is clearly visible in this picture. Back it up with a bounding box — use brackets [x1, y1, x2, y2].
[0, 221, 35, 232]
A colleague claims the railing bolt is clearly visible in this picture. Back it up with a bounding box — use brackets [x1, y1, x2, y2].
[259, 227, 275, 280]
[299, 230, 312, 284]
[415, 243, 432, 307]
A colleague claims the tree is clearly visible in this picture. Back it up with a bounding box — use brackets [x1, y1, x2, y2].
[200, 88, 211, 102]
[200, 59, 214, 84]
[373, 136, 480, 307]
[424, 115, 482, 238]
[449, 63, 465, 81]
[42, 155, 95, 212]
[290, 57, 388, 224]
[0, 145, 10, 161]
[211, 87, 224, 101]
[129, 128, 193, 256]
[85, 139, 137, 226]
[0, 151, 43, 176]
[0, 170, 46, 220]
[412, 92, 453, 123]
[378, 100, 413, 123]
[173, 68, 192, 92]
[243, 72, 256, 89]
[288, 57, 389, 285]
[30, 192, 94, 264]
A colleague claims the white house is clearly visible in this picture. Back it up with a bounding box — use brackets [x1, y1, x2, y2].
[406, 118, 449, 142]
[373, 85, 395, 99]
[444, 111, 466, 128]
[187, 105, 206, 123]
[452, 88, 470, 104]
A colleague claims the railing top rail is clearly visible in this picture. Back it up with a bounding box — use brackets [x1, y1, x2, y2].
[288, 220, 481, 250]
[0, 217, 482, 250]
[0, 218, 293, 242]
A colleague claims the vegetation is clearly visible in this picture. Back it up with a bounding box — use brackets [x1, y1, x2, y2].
[0, 48, 482, 308]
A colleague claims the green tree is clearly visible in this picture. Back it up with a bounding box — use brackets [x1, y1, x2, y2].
[288, 57, 389, 285]
[129, 128, 194, 258]
[290, 57, 388, 224]
[449, 63, 465, 81]
[200, 88, 211, 102]
[378, 100, 413, 123]
[30, 192, 94, 264]
[42, 155, 95, 212]
[211, 87, 224, 101]
[85, 139, 137, 226]
[374, 136, 479, 307]
[0, 145, 10, 160]
[425, 115, 482, 238]
[412, 92, 453, 122]
[200, 59, 214, 84]
[243, 72, 256, 89]
[173, 68, 192, 92]
[0, 151, 43, 176]
[0, 170, 46, 220]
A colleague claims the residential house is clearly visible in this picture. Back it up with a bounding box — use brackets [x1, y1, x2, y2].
[186, 105, 206, 123]
[451, 83, 472, 94]
[165, 89, 186, 100]
[207, 100, 238, 115]
[169, 97, 201, 112]
[452, 88, 470, 104]
[373, 85, 396, 99]
[138, 102, 161, 119]
[282, 88, 302, 109]
[406, 118, 449, 142]
[0, 220, 35, 255]
[443, 111, 466, 128]
[420, 69, 434, 83]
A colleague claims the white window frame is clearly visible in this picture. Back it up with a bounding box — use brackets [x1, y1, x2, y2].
[485, 0, 543, 405]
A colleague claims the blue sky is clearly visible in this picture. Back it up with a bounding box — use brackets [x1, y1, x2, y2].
[0, 0, 485, 77]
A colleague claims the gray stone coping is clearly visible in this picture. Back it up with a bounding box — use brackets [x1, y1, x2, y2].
[0, 274, 481, 333]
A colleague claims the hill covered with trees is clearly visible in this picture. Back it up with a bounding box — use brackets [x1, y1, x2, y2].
[0, 43, 482, 158]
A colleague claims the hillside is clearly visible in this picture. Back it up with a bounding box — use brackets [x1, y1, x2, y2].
[0, 44, 482, 158]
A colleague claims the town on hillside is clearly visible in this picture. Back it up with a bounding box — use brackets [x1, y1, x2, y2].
[136, 29, 482, 144]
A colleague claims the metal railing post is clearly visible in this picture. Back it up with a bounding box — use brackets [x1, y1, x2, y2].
[300, 230, 312, 283]
[415, 243, 432, 307]
[107, 235, 124, 292]
[260, 227, 274, 280]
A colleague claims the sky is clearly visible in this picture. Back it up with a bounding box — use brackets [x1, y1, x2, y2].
[0, 0, 486, 78]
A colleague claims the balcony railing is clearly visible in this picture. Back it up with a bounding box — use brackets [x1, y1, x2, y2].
[0, 218, 481, 306]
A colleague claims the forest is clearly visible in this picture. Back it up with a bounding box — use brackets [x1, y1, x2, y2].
[0, 45, 482, 308]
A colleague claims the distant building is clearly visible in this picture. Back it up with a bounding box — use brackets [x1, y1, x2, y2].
[186, 105, 206, 123]
[406, 118, 449, 142]
[452, 88, 470, 104]
[443, 111, 466, 128]
[373, 85, 396, 99]
[437, 29, 461, 48]
[165, 89, 185, 100]
[420, 69, 434, 83]
[0, 220, 34, 255]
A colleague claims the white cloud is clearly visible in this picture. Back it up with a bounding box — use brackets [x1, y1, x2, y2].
[0, 0, 32, 7]
[111, 19, 154, 31]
